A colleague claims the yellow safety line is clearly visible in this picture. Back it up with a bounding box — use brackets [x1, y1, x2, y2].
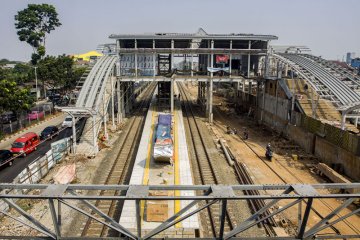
[174, 105, 182, 228]
[141, 105, 156, 222]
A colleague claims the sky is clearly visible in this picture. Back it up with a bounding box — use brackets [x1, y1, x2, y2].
[0, 0, 359, 61]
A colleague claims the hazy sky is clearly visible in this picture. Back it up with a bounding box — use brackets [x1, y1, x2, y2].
[0, 0, 359, 61]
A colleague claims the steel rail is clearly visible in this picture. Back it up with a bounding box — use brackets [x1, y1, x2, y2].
[80, 83, 156, 237]
[178, 82, 236, 238]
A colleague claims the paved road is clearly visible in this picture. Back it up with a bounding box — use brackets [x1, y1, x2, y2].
[0, 113, 65, 150]
[0, 127, 72, 183]
[0, 117, 86, 183]
[1, 102, 55, 135]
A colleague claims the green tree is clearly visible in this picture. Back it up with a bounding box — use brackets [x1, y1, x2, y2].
[37, 55, 82, 93]
[0, 79, 34, 115]
[14, 4, 61, 65]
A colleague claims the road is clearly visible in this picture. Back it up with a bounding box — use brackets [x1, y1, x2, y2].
[0, 127, 72, 183]
[0, 118, 86, 183]
[1, 102, 54, 135]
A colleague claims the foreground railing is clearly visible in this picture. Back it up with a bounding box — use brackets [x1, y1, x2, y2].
[0, 183, 359, 239]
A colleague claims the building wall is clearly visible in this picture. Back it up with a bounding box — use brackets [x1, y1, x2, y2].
[236, 79, 360, 181]
[119, 54, 156, 76]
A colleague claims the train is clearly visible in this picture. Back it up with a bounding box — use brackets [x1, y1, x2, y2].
[153, 113, 173, 163]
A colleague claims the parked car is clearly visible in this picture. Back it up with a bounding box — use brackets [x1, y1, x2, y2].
[28, 111, 44, 120]
[0, 112, 17, 124]
[10, 132, 40, 157]
[40, 125, 59, 140]
[0, 150, 13, 167]
[62, 116, 74, 128]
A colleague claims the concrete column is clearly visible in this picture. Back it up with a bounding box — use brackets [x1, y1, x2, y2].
[247, 40, 251, 78]
[111, 76, 115, 128]
[171, 79, 174, 112]
[135, 40, 138, 78]
[341, 112, 346, 130]
[210, 40, 214, 78]
[121, 85, 125, 119]
[103, 91, 108, 139]
[171, 40, 174, 70]
[191, 54, 194, 77]
[209, 78, 213, 123]
[355, 117, 359, 127]
[116, 80, 121, 124]
[206, 81, 209, 114]
[229, 40, 232, 76]
[125, 83, 130, 114]
[261, 81, 266, 123]
[117, 40, 121, 77]
[153, 40, 156, 77]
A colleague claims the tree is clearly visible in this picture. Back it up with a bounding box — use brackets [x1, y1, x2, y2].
[0, 79, 34, 115]
[37, 55, 83, 93]
[15, 4, 61, 65]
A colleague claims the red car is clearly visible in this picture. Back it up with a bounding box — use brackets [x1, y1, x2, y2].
[28, 111, 44, 120]
[10, 132, 40, 157]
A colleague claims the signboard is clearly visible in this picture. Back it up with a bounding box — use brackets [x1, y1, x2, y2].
[216, 55, 229, 63]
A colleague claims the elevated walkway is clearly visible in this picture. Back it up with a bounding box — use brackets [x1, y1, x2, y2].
[61, 55, 119, 155]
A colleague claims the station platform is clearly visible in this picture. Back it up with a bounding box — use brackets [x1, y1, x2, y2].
[119, 85, 200, 237]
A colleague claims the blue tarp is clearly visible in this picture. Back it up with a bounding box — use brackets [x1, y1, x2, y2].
[158, 114, 172, 126]
[155, 124, 171, 140]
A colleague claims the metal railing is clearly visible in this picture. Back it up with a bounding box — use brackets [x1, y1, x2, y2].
[0, 183, 359, 239]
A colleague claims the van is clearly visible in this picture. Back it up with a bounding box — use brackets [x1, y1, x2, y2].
[10, 132, 40, 157]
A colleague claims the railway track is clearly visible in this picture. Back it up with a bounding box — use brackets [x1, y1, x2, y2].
[177, 82, 237, 238]
[211, 105, 360, 237]
[81, 82, 156, 237]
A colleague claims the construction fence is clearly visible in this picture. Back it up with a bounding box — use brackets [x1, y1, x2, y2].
[0, 137, 72, 213]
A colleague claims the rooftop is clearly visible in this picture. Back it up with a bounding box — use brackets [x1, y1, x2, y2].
[109, 28, 278, 41]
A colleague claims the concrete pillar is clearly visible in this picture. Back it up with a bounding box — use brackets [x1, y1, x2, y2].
[261, 81, 266, 123]
[229, 40, 232, 76]
[125, 83, 130, 114]
[209, 78, 213, 123]
[191, 54, 194, 77]
[341, 112, 346, 130]
[210, 40, 214, 78]
[206, 81, 209, 114]
[111, 76, 115, 128]
[355, 117, 359, 127]
[103, 91, 108, 139]
[116, 80, 122, 124]
[153, 40, 156, 77]
[121, 85, 125, 119]
[171, 40, 174, 70]
[247, 40, 251, 78]
[171, 79, 174, 113]
[135, 40, 138, 78]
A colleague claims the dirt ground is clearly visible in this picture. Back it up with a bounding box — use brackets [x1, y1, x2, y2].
[184, 83, 360, 237]
[0, 119, 128, 237]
